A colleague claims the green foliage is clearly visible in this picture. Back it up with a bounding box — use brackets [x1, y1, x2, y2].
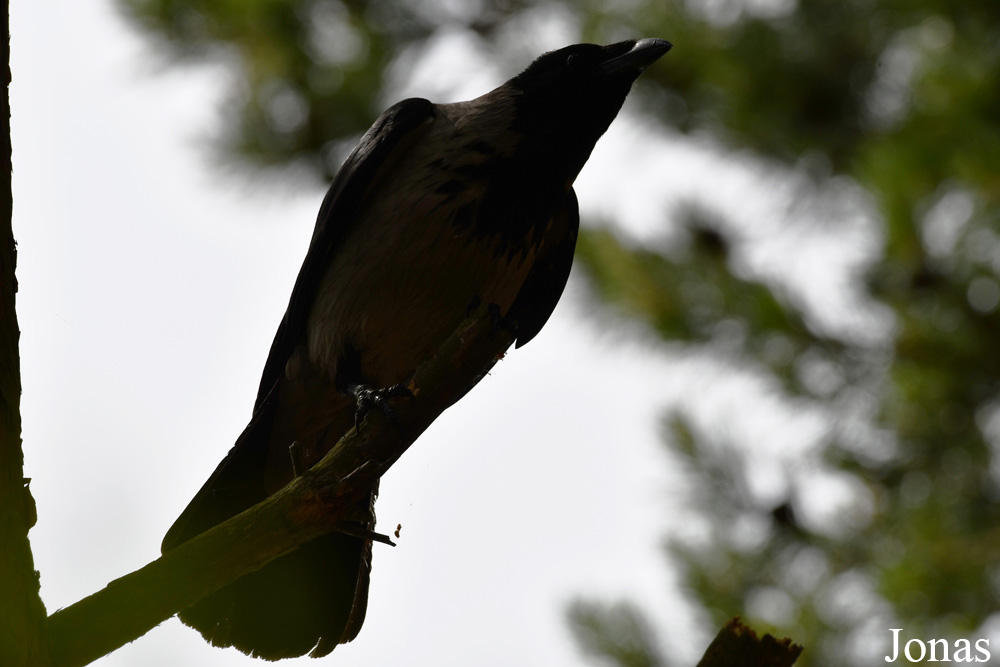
[568, 600, 669, 667]
[118, 0, 530, 181]
[569, 2, 1000, 665]
[117, 0, 1000, 663]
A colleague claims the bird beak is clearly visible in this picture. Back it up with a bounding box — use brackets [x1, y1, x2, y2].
[600, 38, 672, 75]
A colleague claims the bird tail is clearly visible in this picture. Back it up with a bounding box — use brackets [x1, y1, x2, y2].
[178, 527, 373, 659]
[162, 387, 374, 659]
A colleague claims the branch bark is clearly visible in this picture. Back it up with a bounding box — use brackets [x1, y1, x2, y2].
[697, 618, 803, 667]
[46, 308, 513, 667]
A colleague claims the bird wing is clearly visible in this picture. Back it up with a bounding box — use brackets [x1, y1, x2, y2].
[254, 97, 437, 411]
[511, 187, 580, 347]
[162, 98, 435, 553]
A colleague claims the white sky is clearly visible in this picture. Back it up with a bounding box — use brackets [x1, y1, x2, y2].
[10, 2, 709, 665]
[9, 1, 877, 665]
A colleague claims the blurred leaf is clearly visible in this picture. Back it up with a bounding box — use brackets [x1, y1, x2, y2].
[115, 0, 1000, 664]
[568, 600, 668, 667]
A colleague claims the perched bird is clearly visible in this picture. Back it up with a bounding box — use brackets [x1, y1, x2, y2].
[162, 38, 671, 659]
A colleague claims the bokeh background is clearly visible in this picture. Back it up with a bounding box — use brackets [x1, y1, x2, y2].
[11, 0, 1000, 665]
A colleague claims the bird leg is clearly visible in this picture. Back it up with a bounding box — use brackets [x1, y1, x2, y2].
[289, 440, 303, 478]
[347, 382, 414, 430]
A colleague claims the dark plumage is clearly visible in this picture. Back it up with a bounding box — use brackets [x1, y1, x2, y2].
[162, 38, 670, 659]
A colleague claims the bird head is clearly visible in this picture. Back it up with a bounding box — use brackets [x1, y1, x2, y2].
[503, 38, 671, 178]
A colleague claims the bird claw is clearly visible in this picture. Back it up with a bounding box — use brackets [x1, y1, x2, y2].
[351, 383, 414, 430]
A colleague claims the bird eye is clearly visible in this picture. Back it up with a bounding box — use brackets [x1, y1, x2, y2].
[566, 54, 582, 70]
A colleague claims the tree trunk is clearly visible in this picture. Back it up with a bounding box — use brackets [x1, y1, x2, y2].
[0, 3, 50, 664]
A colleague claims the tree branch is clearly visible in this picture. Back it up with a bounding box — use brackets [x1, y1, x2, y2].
[697, 618, 803, 667]
[46, 307, 513, 667]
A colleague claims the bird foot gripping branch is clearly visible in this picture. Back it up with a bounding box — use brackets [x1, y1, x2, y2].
[162, 38, 671, 659]
[348, 382, 415, 430]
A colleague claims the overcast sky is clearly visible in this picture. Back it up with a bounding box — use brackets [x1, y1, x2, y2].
[8, 0, 897, 663]
[10, 2, 719, 665]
